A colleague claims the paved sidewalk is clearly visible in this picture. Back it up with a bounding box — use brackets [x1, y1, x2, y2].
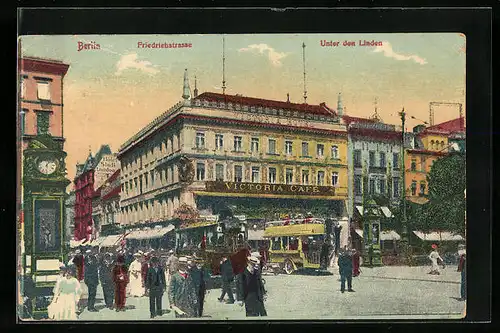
[330, 265, 461, 284]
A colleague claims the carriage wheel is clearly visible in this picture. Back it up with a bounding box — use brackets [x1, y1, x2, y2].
[284, 259, 295, 275]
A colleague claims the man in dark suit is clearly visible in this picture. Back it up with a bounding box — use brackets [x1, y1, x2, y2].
[84, 252, 99, 311]
[338, 246, 355, 293]
[189, 256, 209, 317]
[218, 256, 235, 304]
[146, 256, 166, 318]
[240, 254, 267, 317]
[99, 252, 115, 309]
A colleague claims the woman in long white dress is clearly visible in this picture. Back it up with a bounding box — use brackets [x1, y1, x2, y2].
[49, 266, 82, 320]
[428, 244, 444, 275]
[127, 253, 145, 297]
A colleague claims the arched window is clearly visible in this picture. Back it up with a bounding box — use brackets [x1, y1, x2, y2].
[441, 141, 445, 149]
[430, 140, 435, 150]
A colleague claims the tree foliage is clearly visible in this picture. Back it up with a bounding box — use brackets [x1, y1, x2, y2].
[425, 153, 466, 235]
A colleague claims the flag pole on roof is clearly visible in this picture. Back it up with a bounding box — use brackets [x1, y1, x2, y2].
[222, 34, 227, 95]
[302, 42, 307, 104]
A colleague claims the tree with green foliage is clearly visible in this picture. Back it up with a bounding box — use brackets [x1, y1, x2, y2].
[425, 153, 466, 236]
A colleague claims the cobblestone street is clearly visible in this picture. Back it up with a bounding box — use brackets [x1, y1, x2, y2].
[77, 266, 465, 321]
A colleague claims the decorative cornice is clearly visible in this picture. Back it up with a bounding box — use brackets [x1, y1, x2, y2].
[119, 101, 184, 155]
[182, 114, 347, 137]
[20, 57, 70, 76]
[21, 99, 63, 107]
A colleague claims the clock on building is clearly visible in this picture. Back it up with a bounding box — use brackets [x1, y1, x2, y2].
[37, 158, 58, 175]
[22, 134, 71, 319]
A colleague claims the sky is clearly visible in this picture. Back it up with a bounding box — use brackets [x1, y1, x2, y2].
[19, 33, 466, 188]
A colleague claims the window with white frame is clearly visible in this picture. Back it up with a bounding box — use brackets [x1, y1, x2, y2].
[234, 165, 243, 182]
[302, 142, 309, 156]
[37, 81, 51, 100]
[268, 139, 277, 154]
[393, 178, 400, 197]
[234, 136, 242, 152]
[215, 134, 224, 150]
[302, 170, 309, 184]
[285, 168, 293, 184]
[285, 140, 293, 155]
[317, 171, 325, 185]
[331, 172, 339, 186]
[215, 164, 224, 181]
[196, 162, 205, 181]
[196, 132, 205, 149]
[268, 167, 277, 184]
[251, 167, 260, 183]
[317, 144, 325, 157]
[20, 78, 26, 98]
[251, 137, 259, 152]
[331, 145, 339, 159]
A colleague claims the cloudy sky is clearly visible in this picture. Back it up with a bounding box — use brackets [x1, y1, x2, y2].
[20, 33, 466, 186]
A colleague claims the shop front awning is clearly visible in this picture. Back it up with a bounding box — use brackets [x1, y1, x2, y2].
[380, 230, 401, 241]
[69, 239, 86, 248]
[89, 237, 105, 247]
[413, 231, 464, 241]
[355, 205, 393, 218]
[248, 229, 265, 241]
[354, 228, 364, 238]
[99, 234, 123, 247]
[127, 225, 175, 240]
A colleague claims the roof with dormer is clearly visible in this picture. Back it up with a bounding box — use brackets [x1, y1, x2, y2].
[193, 92, 337, 117]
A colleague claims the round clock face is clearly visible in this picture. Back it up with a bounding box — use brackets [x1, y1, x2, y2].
[38, 159, 58, 175]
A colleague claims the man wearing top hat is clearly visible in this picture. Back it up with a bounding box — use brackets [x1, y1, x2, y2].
[240, 254, 267, 317]
[84, 250, 99, 311]
[146, 256, 166, 318]
[168, 256, 198, 318]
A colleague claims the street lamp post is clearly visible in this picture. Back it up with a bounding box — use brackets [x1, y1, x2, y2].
[399, 108, 408, 242]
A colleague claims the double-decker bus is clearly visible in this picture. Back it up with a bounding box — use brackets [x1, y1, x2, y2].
[264, 217, 331, 274]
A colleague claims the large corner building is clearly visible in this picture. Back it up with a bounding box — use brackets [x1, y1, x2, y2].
[118, 70, 349, 226]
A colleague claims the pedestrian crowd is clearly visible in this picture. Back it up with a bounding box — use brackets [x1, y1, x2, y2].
[47, 246, 269, 320]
